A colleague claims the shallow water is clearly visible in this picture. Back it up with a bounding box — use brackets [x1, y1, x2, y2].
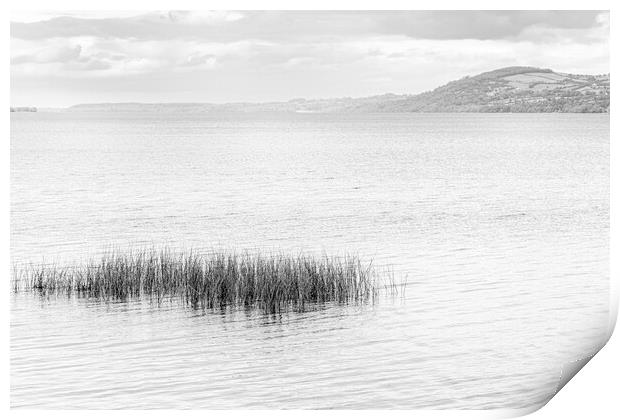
[10, 112, 609, 409]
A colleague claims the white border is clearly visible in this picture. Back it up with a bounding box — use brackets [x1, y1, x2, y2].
[3, 0, 618, 11]
[3, 1, 617, 419]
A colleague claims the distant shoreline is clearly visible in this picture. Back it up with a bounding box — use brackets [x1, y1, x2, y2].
[14, 109, 610, 115]
[10, 107, 37, 113]
[18, 66, 609, 114]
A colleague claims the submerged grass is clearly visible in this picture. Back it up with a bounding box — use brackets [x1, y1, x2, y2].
[12, 250, 382, 313]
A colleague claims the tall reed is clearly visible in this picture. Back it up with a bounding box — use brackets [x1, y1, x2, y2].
[12, 250, 379, 313]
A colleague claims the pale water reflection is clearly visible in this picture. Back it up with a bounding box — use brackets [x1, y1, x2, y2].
[11, 113, 609, 409]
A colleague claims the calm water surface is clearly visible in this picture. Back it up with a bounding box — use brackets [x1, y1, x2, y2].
[10, 112, 609, 409]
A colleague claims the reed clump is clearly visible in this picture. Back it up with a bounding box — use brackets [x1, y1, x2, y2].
[12, 251, 379, 313]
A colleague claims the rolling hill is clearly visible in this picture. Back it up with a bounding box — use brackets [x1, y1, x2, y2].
[68, 66, 609, 113]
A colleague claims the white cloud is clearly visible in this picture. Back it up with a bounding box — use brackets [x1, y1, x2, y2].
[10, 10, 145, 23]
[166, 10, 245, 24]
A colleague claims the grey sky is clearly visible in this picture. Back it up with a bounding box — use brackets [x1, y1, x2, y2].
[10, 10, 609, 107]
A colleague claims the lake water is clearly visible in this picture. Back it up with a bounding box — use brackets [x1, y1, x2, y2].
[10, 112, 610, 409]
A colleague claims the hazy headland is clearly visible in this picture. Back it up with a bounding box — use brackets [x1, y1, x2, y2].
[63, 66, 610, 114]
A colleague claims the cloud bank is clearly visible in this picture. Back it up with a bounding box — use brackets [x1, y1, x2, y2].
[10, 10, 609, 107]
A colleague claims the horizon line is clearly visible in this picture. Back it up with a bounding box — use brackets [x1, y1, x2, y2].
[12, 65, 610, 109]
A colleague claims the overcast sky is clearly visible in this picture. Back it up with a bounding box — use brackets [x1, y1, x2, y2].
[10, 10, 609, 107]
